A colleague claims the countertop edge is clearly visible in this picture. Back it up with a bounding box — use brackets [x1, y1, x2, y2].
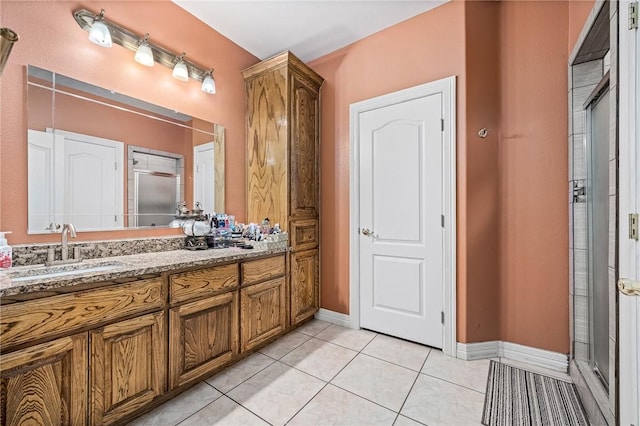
[0, 247, 288, 298]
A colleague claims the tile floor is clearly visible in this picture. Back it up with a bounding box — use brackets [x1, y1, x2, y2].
[131, 319, 570, 426]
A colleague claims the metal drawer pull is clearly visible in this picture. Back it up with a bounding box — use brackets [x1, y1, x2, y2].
[618, 278, 640, 296]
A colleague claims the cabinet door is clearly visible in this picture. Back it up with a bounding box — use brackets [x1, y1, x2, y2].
[0, 333, 88, 426]
[240, 277, 286, 352]
[169, 292, 239, 389]
[290, 73, 319, 218]
[290, 249, 319, 326]
[90, 311, 166, 425]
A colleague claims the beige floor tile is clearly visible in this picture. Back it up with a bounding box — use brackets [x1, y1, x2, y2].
[130, 382, 222, 426]
[362, 334, 431, 371]
[331, 353, 418, 411]
[259, 331, 311, 360]
[315, 324, 376, 351]
[288, 384, 397, 426]
[400, 374, 485, 426]
[227, 361, 325, 426]
[281, 338, 358, 381]
[421, 349, 490, 393]
[295, 319, 332, 336]
[206, 352, 274, 393]
[179, 395, 269, 426]
[393, 415, 426, 426]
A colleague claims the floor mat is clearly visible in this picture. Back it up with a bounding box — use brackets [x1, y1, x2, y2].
[482, 361, 589, 426]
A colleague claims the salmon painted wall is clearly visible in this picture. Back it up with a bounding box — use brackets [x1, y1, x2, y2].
[464, 1, 502, 343]
[499, 1, 570, 353]
[308, 1, 469, 334]
[0, 1, 257, 244]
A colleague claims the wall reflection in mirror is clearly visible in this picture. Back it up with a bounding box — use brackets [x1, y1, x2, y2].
[26, 65, 225, 233]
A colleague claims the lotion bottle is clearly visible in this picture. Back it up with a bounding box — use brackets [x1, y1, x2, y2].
[0, 231, 12, 269]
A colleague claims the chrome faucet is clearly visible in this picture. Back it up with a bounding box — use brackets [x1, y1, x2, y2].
[61, 223, 77, 261]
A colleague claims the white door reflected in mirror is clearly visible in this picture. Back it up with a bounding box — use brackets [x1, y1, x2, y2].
[194, 142, 215, 215]
[28, 129, 124, 233]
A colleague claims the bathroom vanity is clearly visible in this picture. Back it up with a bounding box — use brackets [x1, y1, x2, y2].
[0, 246, 292, 425]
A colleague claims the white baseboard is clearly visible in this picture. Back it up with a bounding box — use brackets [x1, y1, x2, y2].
[457, 340, 569, 373]
[457, 341, 500, 360]
[315, 308, 351, 328]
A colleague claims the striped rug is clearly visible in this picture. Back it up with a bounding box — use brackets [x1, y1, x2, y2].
[482, 361, 589, 426]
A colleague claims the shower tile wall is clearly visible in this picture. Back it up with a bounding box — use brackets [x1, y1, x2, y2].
[568, 1, 619, 422]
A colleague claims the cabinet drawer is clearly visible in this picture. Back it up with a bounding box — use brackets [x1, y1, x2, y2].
[0, 277, 165, 350]
[290, 219, 318, 251]
[241, 255, 285, 286]
[170, 263, 238, 304]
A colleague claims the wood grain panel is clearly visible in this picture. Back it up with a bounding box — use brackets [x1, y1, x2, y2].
[169, 264, 238, 304]
[290, 219, 319, 251]
[241, 255, 285, 286]
[213, 123, 226, 214]
[290, 75, 319, 218]
[246, 66, 289, 229]
[90, 311, 165, 425]
[169, 292, 239, 390]
[0, 333, 88, 426]
[290, 249, 319, 326]
[1, 278, 165, 351]
[240, 277, 286, 352]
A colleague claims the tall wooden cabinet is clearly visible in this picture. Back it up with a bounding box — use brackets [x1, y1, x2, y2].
[243, 51, 324, 327]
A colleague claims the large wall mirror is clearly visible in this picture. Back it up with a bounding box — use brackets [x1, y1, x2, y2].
[26, 65, 225, 233]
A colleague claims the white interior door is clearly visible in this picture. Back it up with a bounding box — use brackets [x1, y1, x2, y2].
[52, 130, 124, 230]
[27, 130, 60, 232]
[194, 142, 215, 214]
[358, 92, 444, 348]
[619, 5, 640, 425]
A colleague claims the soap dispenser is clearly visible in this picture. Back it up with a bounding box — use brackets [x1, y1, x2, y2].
[0, 231, 12, 269]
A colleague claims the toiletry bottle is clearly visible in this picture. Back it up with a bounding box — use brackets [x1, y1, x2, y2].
[0, 231, 13, 269]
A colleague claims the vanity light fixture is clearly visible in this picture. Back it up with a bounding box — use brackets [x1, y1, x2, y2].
[88, 9, 112, 47]
[172, 53, 189, 82]
[201, 70, 216, 94]
[73, 8, 215, 93]
[134, 34, 154, 67]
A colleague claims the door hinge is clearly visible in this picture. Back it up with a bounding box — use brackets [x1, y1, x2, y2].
[441, 215, 445, 228]
[114, 215, 117, 222]
[630, 2, 638, 29]
[114, 162, 117, 170]
[630, 213, 639, 240]
[441, 119, 445, 132]
[441, 311, 445, 324]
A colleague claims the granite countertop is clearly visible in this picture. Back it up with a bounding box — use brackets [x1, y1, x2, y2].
[0, 246, 287, 298]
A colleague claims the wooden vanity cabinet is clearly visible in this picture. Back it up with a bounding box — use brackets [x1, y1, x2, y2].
[168, 265, 240, 390]
[243, 51, 323, 327]
[0, 276, 166, 426]
[240, 256, 287, 352]
[90, 311, 166, 425]
[0, 333, 88, 426]
[290, 249, 320, 325]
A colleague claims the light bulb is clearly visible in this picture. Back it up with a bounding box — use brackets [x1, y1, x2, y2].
[201, 73, 216, 94]
[134, 41, 154, 67]
[88, 20, 112, 47]
[172, 60, 188, 81]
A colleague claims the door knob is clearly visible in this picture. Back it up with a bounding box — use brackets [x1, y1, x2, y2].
[360, 228, 377, 238]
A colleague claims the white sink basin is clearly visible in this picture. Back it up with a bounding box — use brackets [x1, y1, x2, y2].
[8, 261, 124, 282]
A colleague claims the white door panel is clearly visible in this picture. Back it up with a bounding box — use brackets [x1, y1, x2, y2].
[359, 93, 444, 348]
[63, 139, 119, 229]
[194, 142, 215, 215]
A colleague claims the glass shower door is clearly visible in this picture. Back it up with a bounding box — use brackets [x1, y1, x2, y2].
[587, 87, 610, 389]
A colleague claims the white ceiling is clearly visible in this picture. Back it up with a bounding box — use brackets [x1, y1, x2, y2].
[172, 1, 448, 62]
